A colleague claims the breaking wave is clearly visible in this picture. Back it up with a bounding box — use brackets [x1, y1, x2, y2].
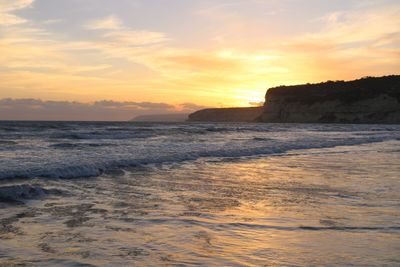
[1, 131, 398, 180]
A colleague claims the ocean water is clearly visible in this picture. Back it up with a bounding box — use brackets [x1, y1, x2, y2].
[0, 121, 399, 266]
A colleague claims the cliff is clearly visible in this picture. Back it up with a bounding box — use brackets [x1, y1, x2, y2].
[260, 75, 400, 123]
[188, 76, 400, 124]
[188, 107, 263, 122]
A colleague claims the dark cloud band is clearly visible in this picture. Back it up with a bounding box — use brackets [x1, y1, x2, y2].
[0, 98, 205, 121]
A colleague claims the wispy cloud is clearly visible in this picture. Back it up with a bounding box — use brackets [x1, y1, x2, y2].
[0, 0, 398, 108]
[42, 19, 64, 25]
[85, 15, 123, 30]
[0, 0, 34, 25]
[103, 30, 168, 46]
[271, 3, 400, 81]
[0, 0, 34, 12]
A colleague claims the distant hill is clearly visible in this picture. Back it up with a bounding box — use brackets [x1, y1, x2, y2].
[131, 113, 189, 122]
[188, 75, 400, 124]
[188, 107, 263, 122]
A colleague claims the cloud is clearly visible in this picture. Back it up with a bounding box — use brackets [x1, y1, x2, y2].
[42, 19, 64, 25]
[0, 98, 204, 121]
[0, 0, 33, 12]
[85, 15, 123, 30]
[0, 1, 398, 110]
[103, 30, 168, 46]
[84, 15, 168, 46]
[177, 103, 209, 112]
[0, 13, 29, 25]
[0, 0, 33, 25]
[270, 3, 400, 82]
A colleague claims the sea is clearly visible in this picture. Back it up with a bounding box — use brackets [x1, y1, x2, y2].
[0, 121, 399, 266]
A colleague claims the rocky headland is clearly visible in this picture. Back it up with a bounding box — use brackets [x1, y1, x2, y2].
[188, 75, 400, 124]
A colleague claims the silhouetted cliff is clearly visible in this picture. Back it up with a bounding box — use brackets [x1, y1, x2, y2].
[188, 107, 263, 122]
[260, 75, 400, 123]
[188, 76, 400, 124]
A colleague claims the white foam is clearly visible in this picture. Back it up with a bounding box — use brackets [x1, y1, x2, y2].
[1, 122, 399, 180]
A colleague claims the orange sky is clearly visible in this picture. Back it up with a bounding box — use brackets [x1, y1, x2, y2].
[0, 0, 399, 111]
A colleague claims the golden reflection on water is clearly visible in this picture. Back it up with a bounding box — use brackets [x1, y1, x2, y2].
[1, 141, 400, 266]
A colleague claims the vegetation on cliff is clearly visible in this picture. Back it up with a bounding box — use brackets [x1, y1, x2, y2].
[266, 75, 400, 105]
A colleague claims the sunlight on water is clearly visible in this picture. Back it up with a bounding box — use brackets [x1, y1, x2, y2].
[0, 122, 399, 266]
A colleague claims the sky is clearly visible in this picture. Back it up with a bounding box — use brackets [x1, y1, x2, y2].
[0, 0, 399, 120]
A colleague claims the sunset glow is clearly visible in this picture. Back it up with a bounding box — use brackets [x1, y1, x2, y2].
[0, 0, 399, 119]
[1, 2, 400, 264]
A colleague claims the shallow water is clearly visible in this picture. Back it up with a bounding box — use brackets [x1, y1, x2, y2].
[0, 122, 399, 266]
